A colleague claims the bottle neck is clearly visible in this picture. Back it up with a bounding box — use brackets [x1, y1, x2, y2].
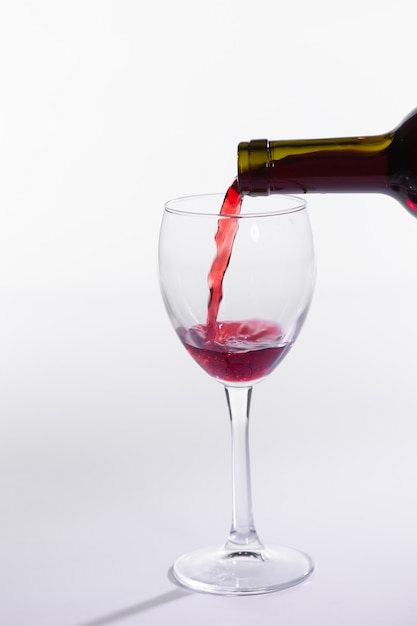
[237, 133, 394, 196]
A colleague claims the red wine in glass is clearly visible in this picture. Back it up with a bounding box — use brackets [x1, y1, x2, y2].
[179, 319, 290, 383]
[178, 181, 288, 383]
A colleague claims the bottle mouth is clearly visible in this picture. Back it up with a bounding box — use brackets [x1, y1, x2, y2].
[237, 139, 271, 195]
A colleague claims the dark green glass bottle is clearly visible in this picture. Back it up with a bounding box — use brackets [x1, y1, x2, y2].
[237, 108, 417, 216]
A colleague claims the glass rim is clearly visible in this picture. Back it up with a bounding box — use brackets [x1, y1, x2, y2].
[164, 192, 306, 218]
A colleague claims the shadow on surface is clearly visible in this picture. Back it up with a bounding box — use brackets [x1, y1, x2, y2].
[76, 579, 190, 626]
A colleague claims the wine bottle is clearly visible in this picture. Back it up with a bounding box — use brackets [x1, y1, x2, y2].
[237, 108, 417, 216]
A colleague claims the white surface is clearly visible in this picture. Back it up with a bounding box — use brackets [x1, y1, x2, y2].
[1, 2, 417, 625]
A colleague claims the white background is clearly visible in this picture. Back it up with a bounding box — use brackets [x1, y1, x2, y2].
[1, 1, 417, 625]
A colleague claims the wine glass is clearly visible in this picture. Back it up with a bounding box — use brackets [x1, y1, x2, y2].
[158, 191, 316, 595]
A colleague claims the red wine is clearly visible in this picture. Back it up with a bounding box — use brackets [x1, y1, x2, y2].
[237, 108, 417, 215]
[178, 184, 289, 383]
[178, 319, 290, 383]
[206, 182, 242, 326]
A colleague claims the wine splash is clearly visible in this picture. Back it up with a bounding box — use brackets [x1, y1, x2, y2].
[179, 319, 288, 383]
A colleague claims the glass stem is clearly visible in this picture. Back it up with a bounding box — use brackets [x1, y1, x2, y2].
[224, 385, 263, 550]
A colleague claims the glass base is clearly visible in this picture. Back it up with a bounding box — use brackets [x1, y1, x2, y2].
[172, 543, 314, 596]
